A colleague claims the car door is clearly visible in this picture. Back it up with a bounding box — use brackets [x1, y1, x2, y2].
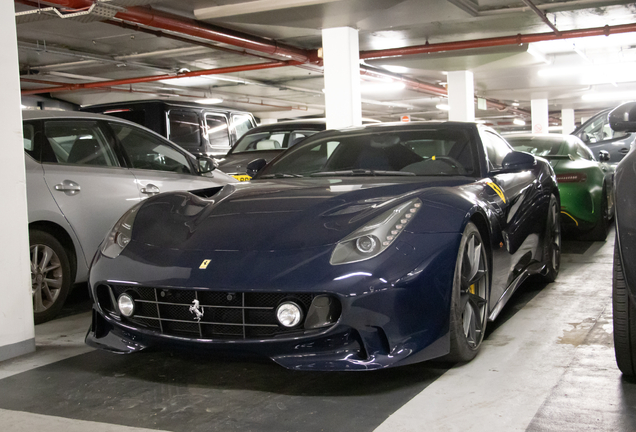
[39, 119, 142, 267]
[107, 121, 231, 197]
[481, 129, 545, 304]
[575, 111, 632, 163]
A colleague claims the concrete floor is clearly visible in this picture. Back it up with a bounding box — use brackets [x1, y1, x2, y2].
[1, 229, 634, 432]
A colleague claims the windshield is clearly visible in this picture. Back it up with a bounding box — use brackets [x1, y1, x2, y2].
[258, 128, 478, 178]
[232, 129, 320, 154]
[506, 137, 565, 157]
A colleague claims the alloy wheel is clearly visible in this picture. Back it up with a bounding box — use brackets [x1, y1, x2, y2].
[459, 234, 489, 348]
[31, 243, 63, 313]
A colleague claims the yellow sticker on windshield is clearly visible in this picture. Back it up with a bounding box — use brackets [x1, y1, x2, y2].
[487, 182, 506, 203]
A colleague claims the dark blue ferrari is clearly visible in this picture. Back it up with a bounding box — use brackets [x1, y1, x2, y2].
[86, 122, 561, 370]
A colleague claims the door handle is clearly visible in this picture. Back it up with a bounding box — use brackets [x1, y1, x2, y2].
[54, 180, 81, 196]
[140, 184, 160, 196]
[620, 148, 629, 154]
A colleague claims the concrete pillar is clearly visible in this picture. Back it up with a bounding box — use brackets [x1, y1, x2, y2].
[448, 71, 475, 122]
[322, 27, 362, 129]
[531, 98, 549, 134]
[562, 108, 575, 134]
[0, 2, 35, 361]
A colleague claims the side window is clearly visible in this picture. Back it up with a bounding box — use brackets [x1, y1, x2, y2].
[110, 122, 192, 174]
[232, 114, 254, 139]
[581, 113, 629, 143]
[205, 114, 230, 149]
[44, 121, 119, 167]
[23, 123, 35, 152]
[168, 110, 201, 148]
[481, 131, 511, 169]
[289, 130, 319, 148]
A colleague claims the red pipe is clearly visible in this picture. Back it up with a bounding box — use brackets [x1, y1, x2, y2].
[25, 0, 317, 63]
[21, 61, 300, 95]
[360, 23, 636, 60]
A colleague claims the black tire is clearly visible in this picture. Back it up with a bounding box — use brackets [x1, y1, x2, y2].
[29, 229, 72, 324]
[589, 184, 609, 241]
[613, 241, 636, 376]
[540, 194, 561, 283]
[445, 222, 490, 363]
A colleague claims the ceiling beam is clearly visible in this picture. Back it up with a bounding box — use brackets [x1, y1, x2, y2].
[194, 0, 341, 20]
[21, 60, 300, 95]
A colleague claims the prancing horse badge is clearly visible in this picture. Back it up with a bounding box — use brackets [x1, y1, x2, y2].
[199, 259, 211, 269]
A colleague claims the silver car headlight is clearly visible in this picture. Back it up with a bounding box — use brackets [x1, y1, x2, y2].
[101, 201, 143, 259]
[330, 198, 422, 265]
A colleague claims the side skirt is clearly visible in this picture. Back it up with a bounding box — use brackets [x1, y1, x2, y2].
[487, 262, 545, 322]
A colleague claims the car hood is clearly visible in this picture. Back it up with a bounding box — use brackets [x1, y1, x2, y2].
[132, 177, 474, 252]
[216, 151, 282, 174]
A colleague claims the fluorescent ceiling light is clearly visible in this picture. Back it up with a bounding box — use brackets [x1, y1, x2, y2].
[513, 118, 526, 126]
[196, 98, 224, 104]
[361, 82, 406, 92]
[436, 104, 450, 111]
[581, 91, 636, 102]
[381, 65, 408, 73]
[539, 62, 636, 85]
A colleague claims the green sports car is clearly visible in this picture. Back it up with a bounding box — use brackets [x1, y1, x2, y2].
[507, 134, 614, 241]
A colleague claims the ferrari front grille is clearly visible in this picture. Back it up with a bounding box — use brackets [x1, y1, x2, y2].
[98, 284, 320, 340]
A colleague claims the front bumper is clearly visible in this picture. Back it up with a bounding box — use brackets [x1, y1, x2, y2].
[87, 232, 461, 370]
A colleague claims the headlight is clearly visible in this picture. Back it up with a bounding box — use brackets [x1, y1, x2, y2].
[101, 201, 143, 259]
[330, 198, 422, 265]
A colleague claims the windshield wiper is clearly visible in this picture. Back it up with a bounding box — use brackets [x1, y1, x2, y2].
[311, 169, 415, 177]
[259, 173, 304, 179]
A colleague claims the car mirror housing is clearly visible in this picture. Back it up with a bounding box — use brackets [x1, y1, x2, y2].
[598, 150, 611, 162]
[246, 158, 267, 177]
[196, 156, 218, 174]
[500, 151, 536, 172]
[609, 102, 636, 132]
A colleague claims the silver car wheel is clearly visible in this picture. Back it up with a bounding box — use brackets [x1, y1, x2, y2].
[31, 243, 63, 313]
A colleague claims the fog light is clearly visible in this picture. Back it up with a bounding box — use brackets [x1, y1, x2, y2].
[276, 302, 303, 327]
[118, 293, 135, 317]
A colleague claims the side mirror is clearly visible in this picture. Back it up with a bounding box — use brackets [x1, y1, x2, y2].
[500, 151, 536, 172]
[609, 102, 636, 132]
[197, 156, 218, 174]
[246, 158, 267, 178]
[598, 150, 610, 162]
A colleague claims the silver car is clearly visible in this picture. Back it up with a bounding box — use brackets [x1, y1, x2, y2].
[23, 110, 237, 323]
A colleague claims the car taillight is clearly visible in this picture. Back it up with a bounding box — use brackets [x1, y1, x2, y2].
[556, 173, 587, 183]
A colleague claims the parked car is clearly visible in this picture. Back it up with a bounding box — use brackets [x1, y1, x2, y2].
[86, 121, 560, 370]
[24, 110, 236, 323]
[217, 119, 326, 181]
[572, 107, 635, 164]
[82, 100, 257, 157]
[610, 102, 636, 377]
[507, 133, 614, 240]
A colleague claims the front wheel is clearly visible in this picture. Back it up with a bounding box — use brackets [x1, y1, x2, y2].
[613, 242, 636, 376]
[445, 222, 490, 363]
[30, 229, 72, 324]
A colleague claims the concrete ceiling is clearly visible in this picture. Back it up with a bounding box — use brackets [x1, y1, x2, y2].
[14, 0, 636, 130]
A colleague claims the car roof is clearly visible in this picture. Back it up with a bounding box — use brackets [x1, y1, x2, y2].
[81, 99, 254, 115]
[247, 119, 327, 133]
[22, 109, 128, 121]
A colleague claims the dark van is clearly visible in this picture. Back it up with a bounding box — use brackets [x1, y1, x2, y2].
[82, 100, 257, 156]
